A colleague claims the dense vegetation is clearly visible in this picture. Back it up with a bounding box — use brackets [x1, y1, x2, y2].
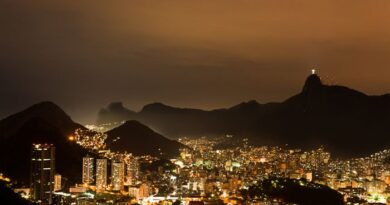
[0, 181, 35, 205]
[241, 178, 345, 205]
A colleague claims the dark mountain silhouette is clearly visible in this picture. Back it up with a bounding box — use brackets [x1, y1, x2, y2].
[97, 74, 390, 157]
[0, 101, 82, 140]
[105, 120, 185, 158]
[97, 102, 136, 125]
[0, 102, 90, 185]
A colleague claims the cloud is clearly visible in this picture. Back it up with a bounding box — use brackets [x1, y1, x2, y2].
[0, 0, 389, 123]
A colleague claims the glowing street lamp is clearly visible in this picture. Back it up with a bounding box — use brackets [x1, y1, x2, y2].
[68, 135, 75, 141]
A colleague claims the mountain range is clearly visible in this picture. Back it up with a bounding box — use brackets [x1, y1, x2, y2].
[1, 73, 389, 186]
[97, 74, 390, 158]
[0, 102, 184, 185]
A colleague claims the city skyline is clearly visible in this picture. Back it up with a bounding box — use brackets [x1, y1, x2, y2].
[1, 1, 390, 205]
[1, 74, 389, 204]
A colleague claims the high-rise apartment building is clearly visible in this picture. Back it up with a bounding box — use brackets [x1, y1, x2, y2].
[30, 144, 55, 205]
[96, 158, 108, 190]
[126, 158, 139, 186]
[111, 161, 125, 191]
[82, 156, 94, 185]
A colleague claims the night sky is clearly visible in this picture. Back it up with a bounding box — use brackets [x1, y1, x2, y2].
[1, 0, 390, 124]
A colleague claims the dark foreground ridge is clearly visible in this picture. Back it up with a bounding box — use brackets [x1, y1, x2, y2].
[0, 180, 35, 205]
[242, 177, 345, 205]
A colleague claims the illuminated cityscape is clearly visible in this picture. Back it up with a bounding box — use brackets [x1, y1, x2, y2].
[1, 1, 390, 205]
[0, 73, 389, 205]
[2, 132, 388, 205]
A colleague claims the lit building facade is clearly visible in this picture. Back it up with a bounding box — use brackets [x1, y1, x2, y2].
[111, 161, 125, 191]
[126, 158, 139, 186]
[96, 158, 108, 190]
[30, 144, 55, 205]
[129, 183, 151, 200]
[54, 174, 61, 191]
[82, 156, 94, 185]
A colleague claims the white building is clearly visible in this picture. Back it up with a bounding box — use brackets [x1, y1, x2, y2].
[82, 156, 94, 185]
[96, 159, 108, 190]
[111, 161, 125, 191]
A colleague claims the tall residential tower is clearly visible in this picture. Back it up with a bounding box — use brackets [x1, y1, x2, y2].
[111, 161, 125, 191]
[96, 158, 108, 190]
[30, 144, 55, 205]
[82, 156, 95, 185]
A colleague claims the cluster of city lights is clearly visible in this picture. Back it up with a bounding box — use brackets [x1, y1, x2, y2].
[72, 128, 156, 167]
[176, 136, 390, 204]
[73, 128, 107, 151]
[51, 131, 390, 204]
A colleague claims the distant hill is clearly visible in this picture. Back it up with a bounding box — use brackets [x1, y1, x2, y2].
[96, 74, 390, 157]
[97, 102, 136, 125]
[105, 120, 185, 158]
[0, 102, 90, 185]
